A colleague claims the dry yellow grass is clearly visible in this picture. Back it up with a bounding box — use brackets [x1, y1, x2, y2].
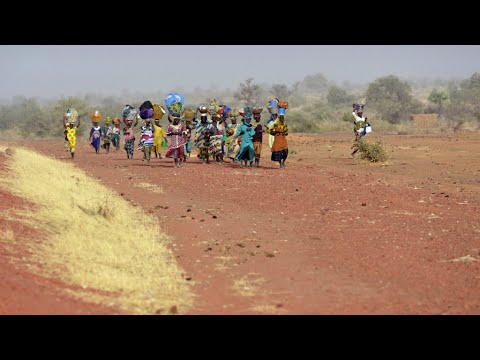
[134, 182, 163, 193]
[214, 255, 235, 271]
[250, 304, 287, 314]
[232, 273, 266, 297]
[0, 146, 193, 314]
[0, 227, 15, 241]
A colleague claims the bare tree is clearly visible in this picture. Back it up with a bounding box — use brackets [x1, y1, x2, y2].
[270, 83, 294, 100]
[234, 78, 262, 105]
[299, 73, 329, 93]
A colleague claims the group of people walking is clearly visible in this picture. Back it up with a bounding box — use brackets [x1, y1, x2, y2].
[61, 96, 290, 169]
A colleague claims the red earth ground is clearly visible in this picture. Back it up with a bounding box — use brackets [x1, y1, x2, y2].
[1, 131, 480, 314]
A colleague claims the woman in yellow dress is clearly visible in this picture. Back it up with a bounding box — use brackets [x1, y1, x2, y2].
[64, 117, 81, 159]
[153, 119, 167, 159]
[267, 114, 289, 169]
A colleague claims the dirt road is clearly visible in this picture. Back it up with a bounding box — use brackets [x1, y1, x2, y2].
[2, 131, 480, 314]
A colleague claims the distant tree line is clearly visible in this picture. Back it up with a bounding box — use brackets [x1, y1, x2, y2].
[1, 72, 479, 138]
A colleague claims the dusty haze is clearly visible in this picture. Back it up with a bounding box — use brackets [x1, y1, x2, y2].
[1, 45, 479, 99]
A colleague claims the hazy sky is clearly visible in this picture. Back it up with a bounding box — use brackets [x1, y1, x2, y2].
[1, 45, 480, 99]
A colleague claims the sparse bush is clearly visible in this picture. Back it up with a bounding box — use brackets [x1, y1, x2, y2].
[327, 86, 353, 106]
[287, 111, 319, 133]
[270, 83, 294, 100]
[428, 88, 448, 115]
[357, 139, 387, 162]
[366, 75, 419, 123]
[298, 73, 330, 93]
[445, 73, 480, 128]
[342, 112, 355, 123]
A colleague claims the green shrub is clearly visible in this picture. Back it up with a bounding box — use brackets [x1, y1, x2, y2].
[356, 138, 387, 162]
[342, 112, 355, 123]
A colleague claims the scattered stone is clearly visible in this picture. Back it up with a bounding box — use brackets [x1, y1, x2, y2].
[212, 215, 217, 219]
[4, 148, 15, 156]
[169, 305, 178, 315]
[265, 252, 275, 258]
[155, 308, 164, 315]
[362, 203, 367, 206]
[185, 277, 192, 281]
[446, 255, 477, 263]
[187, 208, 192, 212]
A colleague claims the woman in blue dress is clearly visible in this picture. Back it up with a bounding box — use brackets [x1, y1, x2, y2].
[234, 107, 255, 167]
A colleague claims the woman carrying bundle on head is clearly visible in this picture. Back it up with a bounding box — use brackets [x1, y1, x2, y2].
[138, 105, 156, 163]
[234, 106, 256, 167]
[266, 97, 279, 149]
[182, 108, 196, 161]
[350, 98, 370, 158]
[267, 101, 289, 169]
[225, 108, 241, 161]
[122, 105, 138, 159]
[89, 110, 103, 154]
[209, 113, 224, 163]
[251, 106, 264, 167]
[194, 105, 214, 164]
[101, 117, 113, 153]
[165, 116, 187, 168]
[63, 108, 81, 159]
[111, 117, 122, 151]
[152, 104, 167, 159]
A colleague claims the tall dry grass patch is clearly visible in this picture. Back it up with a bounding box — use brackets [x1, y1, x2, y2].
[0, 227, 15, 241]
[0, 146, 193, 314]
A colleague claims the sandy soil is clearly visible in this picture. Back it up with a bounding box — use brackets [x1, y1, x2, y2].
[1, 130, 480, 314]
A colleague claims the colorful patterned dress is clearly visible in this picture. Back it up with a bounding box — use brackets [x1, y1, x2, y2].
[112, 124, 122, 151]
[183, 122, 194, 157]
[123, 126, 136, 158]
[165, 123, 186, 159]
[65, 126, 77, 154]
[101, 124, 113, 152]
[194, 120, 214, 160]
[269, 120, 289, 162]
[207, 121, 223, 158]
[225, 121, 240, 160]
[140, 124, 155, 161]
[153, 124, 166, 156]
[90, 125, 102, 153]
[266, 117, 276, 149]
[252, 120, 264, 161]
